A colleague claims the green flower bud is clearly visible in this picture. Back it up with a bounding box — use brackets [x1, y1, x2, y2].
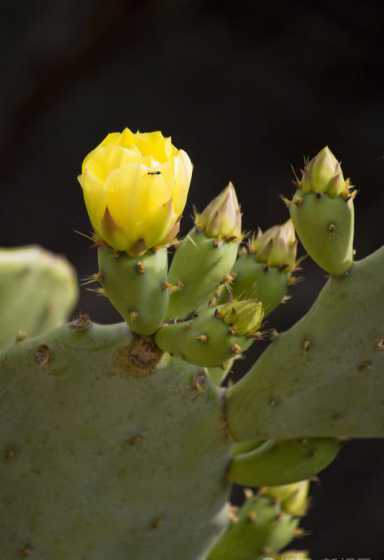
[279, 551, 310, 560]
[217, 299, 264, 336]
[249, 219, 297, 272]
[194, 182, 242, 240]
[298, 146, 352, 198]
[260, 480, 310, 517]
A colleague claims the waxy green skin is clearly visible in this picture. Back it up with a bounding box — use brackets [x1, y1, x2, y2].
[226, 247, 384, 440]
[2, 147, 383, 558]
[167, 229, 239, 319]
[289, 191, 354, 276]
[227, 254, 290, 315]
[98, 245, 169, 336]
[0, 246, 77, 351]
[0, 323, 230, 560]
[207, 492, 300, 560]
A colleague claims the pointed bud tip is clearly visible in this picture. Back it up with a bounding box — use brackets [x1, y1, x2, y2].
[194, 182, 242, 241]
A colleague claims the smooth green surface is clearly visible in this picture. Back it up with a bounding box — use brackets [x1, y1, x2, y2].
[98, 246, 169, 335]
[228, 438, 340, 486]
[207, 494, 299, 560]
[0, 323, 231, 559]
[227, 246, 384, 439]
[0, 246, 78, 351]
[290, 191, 354, 276]
[156, 308, 253, 367]
[229, 255, 290, 315]
[167, 229, 239, 319]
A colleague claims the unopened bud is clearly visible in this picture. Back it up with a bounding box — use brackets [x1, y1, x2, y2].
[195, 182, 242, 240]
[249, 220, 297, 272]
[298, 146, 352, 198]
[260, 480, 310, 517]
[217, 299, 264, 336]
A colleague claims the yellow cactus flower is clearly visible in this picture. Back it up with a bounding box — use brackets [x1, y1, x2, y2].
[78, 128, 193, 254]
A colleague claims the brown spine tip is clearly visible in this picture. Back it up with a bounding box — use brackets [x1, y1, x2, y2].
[4, 446, 18, 463]
[19, 545, 33, 557]
[127, 434, 144, 446]
[15, 330, 28, 343]
[196, 334, 208, 343]
[230, 343, 242, 355]
[70, 312, 91, 331]
[302, 338, 311, 351]
[150, 516, 161, 529]
[376, 337, 384, 351]
[128, 311, 139, 321]
[135, 261, 145, 274]
[34, 344, 52, 367]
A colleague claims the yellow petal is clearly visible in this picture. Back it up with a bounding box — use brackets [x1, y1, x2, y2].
[104, 164, 172, 246]
[78, 171, 107, 236]
[172, 149, 193, 215]
[83, 145, 141, 181]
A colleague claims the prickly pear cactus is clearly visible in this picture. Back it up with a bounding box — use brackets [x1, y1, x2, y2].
[0, 129, 382, 559]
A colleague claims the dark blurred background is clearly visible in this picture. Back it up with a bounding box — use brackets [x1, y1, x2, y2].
[2, 1, 384, 557]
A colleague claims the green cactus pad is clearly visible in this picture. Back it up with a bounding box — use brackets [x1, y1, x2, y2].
[0, 246, 78, 351]
[228, 438, 340, 487]
[207, 492, 300, 559]
[166, 229, 239, 319]
[98, 245, 169, 335]
[226, 246, 384, 440]
[289, 191, 354, 276]
[229, 254, 290, 315]
[0, 322, 231, 560]
[155, 308, 253, 367]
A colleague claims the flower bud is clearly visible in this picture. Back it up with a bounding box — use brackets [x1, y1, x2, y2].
[249, 219, 297, 272]
[260, 480, 310, 517]
[194, 182, 242, 240]
[279, 551, 309, 560]
[78, 128, 193, 255]
[298, 146, 352, 198]
[217, 299, 264, 336]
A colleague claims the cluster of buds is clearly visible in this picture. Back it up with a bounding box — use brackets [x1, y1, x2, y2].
[248, 219, 298, 272]
[217, 299, 264, 337]
[297, 145, 354, 199]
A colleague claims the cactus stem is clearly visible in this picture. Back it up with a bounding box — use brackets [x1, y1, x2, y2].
[135, 261, 145, 274]
[213, 239, 223, 248]
[34, 344, 52, 367]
